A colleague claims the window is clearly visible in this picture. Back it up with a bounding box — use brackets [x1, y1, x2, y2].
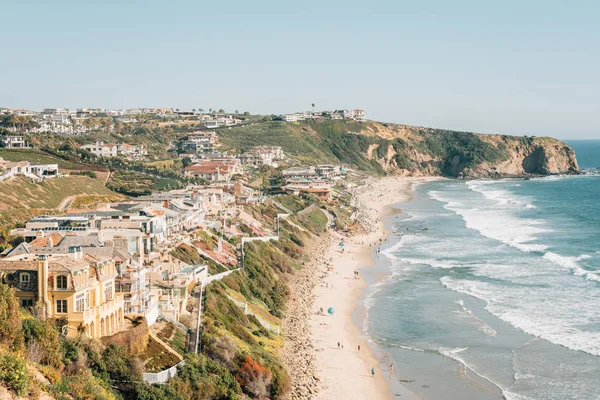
[21, 299, 34, 308]
[75, 293, 85, 312]
[56, 275, 68, 290]
[20, 273, 30, 283]
[104, 282, 113, 302]
[56, 299, 67, 314]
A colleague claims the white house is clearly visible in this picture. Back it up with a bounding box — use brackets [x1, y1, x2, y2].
[0, 135, 27, 148]
[80, 142, 118, 157]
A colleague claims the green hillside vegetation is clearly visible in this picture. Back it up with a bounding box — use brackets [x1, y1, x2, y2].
[216, 119, 571, 177]
[0, 148, 88, 169]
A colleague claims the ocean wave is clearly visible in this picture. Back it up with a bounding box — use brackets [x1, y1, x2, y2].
[437, 346, 513, 398]
[454, 300, 497, 336]
[441, 277, 600, 356]
[543, 252, 600, 281]
[428, 188, 549, 253]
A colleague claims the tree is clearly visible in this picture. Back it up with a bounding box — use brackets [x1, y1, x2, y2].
[311, 103, 315, 112]
[243, 111, 250, 116]
[192, 108, 196, 112]
[234, 110, 239, 114]
[176, 108, 180, 112]
[199, 108, 204, 113]
[208, 108, 213, 113]
[181, 157, 192, 168]
[218, 109, 225, 113]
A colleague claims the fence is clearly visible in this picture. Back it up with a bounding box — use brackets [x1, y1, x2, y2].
[142, 360, 185, 384]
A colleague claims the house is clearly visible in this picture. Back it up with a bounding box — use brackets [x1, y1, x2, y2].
[354, 109, 366, 122]
[0, 135, 27, 148]
[283, 185, 332, 201]
[239, 151, 273, 167]
[184, 164, 233, 182]
[0, 158, 58, 181]
[282, 166, 318, 181]
[180, 131, 218, 154]
[117, 144, 147, 159]
[0, 248, 125, 338]
[80, 142, 118, 157]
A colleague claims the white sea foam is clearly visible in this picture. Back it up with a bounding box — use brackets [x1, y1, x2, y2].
[428, 185, 549, 253]
[543, 252, 600, 281]
[454, 300, 497, 336]
[441, 276, 600, 356]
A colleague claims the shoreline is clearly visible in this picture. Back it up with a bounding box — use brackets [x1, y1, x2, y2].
[308, 177, 433, 399]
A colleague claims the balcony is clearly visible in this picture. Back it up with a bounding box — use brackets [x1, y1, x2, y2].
[69, 294, 124, 325]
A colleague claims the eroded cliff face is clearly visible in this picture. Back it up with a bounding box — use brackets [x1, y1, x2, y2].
[356, 122, 580, 178]
[464, 135, 580, 178]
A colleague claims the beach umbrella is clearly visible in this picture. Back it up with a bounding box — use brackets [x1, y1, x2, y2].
[339, 241, 344, 246]
[328, 307, 335, 315]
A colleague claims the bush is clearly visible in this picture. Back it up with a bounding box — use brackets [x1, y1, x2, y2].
[0, 353, 30, 396]
[0, 284, 24, 351]
[236, 354, 272, 399]
[22, 317, 64, 369]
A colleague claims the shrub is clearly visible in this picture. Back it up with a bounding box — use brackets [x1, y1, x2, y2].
[0, 353, 30, 396]
[22, 317, 64, 369]
[0, 284, 23, 351]
[236, 354, 272, 399]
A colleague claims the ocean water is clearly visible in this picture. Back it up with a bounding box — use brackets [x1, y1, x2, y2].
[362, 141, 600, 400]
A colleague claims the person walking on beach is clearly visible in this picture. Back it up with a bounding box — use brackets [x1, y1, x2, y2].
[389, 363, 394, 379]
[337, 342, 340, 349]
[371, 367, 375, 377]
[358, 344, 361, 352]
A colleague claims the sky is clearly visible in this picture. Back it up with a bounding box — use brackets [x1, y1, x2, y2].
[1, 0, 599, 139]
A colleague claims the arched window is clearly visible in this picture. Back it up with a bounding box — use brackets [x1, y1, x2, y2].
[56, 275, 68, 290]
[20, 273, 30, 283]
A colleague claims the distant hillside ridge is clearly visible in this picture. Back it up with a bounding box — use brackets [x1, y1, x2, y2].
[217, 120, 580, 178]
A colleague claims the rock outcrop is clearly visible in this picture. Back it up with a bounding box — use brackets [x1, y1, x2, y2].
[355, 123, 580, 178]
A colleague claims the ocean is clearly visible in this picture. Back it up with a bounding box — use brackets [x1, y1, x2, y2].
[361, 140, 600, 400]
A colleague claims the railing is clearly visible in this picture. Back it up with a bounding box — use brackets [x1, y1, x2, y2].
[143, 361, 185, 384]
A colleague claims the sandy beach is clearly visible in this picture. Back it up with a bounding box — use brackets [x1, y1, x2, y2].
[309, 177, 427, 399]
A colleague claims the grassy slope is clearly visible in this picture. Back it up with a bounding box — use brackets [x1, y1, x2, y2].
[0, 175, 119, 227]
[0, 148, 84, 169]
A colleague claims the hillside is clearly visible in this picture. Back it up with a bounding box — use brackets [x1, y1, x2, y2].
[0, 175, 123, 248]
[216, 120, 580, 177]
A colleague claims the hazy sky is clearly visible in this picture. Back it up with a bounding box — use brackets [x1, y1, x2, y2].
[2, 0, 599, 139]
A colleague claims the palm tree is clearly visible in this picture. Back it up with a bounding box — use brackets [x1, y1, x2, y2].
[311, 103, 315, 112]
[199, 108, 204, 113]
[192, 108, 196, 113]
[176, 108, 180, 112]
[209, 108, 213, 113]
[235, 109, 239, 114]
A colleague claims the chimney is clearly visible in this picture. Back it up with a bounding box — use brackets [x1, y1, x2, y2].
[48, 237, 54, 248]
[37, 255, 52, 317]
[163, 200, 169, 209]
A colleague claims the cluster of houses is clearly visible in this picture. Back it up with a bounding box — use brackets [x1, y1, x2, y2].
[0, 107, 245, 135]
[0, 188, 222, 338]
[178, 131, 286, 180]
[281, 109, 366, 122]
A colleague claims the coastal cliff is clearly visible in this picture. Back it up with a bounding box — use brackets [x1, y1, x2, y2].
[218, 120, 580, 178]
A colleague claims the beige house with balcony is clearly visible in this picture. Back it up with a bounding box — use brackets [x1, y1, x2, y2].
[0, 246, 125, 338]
